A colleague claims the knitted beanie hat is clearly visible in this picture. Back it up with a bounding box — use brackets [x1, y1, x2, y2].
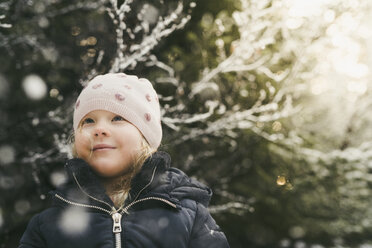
[73, 73, 162, 149]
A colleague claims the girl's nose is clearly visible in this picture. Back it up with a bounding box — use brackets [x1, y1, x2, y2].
[94, 127, 109, 137]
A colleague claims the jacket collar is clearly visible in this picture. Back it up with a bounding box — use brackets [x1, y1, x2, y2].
[59, 157, 114, 207]
[56, 151, 171, 208]
[126, 151, 171, 203]
[55, 151, 212, 209]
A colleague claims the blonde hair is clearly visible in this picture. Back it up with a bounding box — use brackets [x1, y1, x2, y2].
[108, 137, 156, 207]
[68, 131, 157, 207]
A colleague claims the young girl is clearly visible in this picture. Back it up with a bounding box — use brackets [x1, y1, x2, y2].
[19, 73, 230, 248]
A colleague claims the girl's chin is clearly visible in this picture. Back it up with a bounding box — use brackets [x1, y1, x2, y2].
[89, 164, 130, 178]
[94, 170, 123, 178]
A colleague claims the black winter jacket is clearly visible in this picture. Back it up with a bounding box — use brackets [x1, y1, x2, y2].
[19, 151, 230, 248]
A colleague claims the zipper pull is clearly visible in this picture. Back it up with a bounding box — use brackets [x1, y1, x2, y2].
[112, 212, 122, 233]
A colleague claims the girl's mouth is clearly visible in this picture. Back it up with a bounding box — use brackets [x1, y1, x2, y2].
[92, 144, 116, 151]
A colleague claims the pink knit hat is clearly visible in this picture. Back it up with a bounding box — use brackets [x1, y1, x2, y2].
[73, 73, 162, 149]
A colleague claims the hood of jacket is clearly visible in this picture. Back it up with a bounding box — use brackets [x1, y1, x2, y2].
[52, 151, 212, 211]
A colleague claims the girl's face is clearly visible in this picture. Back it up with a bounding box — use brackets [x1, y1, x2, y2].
[74, 110, 143, 178]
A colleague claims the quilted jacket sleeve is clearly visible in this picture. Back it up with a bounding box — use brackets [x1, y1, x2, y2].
[18, 214, 47, 248]
[188, 203, 230, 248]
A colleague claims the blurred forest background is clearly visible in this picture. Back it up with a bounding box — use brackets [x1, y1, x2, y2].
[2, 0, 372, 247]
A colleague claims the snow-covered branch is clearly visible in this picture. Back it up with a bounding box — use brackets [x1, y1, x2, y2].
[209, 202, 252, 215]
[44, 1, 107, 18]
[0, 15, 11, 29]
[0, 1, 11, 29]
[107, 1, 195, 72]
[158, 0, 303, 145]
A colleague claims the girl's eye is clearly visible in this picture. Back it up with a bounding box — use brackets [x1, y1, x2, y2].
[112, 115, 125, 122]
[81, 118, 94, 125]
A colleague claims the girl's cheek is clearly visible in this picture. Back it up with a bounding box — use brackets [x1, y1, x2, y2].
[128, 135, 142, 151]
[74, 130, 92, 154]
[75, 129, 91, 144]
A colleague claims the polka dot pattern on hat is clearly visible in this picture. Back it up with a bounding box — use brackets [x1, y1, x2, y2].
[73, 73, 162, 149]
[115, 93, 125, 101]
[145, 113, 151, 122]
[92, 83, 102, 89]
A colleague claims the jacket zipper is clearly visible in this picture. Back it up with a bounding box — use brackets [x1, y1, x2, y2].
[72, 172, 113, 210]
[121, 196, 177, 214]
[112, 212, 122, 248]
[59, 162, 175, 248]
[55, 193, 177, 248]
[54, 193, 112, 214]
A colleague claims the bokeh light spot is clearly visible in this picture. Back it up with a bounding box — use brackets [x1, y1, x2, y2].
[32, 117, 40, 126]
[15, 200, 31, 215]
[289, 226, 306, 239]
[158, 217, 169, 228]
[71, 26, 81, 36]
[0, 176, 15, 189]
[142, 4, 159, 24]
[87, 49, 97, 57]
[38, 17, 49, 28]
[50, 171, 67, 187]
[276, 175, 286, 186]
[22, 74, 47, 100]
[59, 207, 90, 235]
[280, 239, 290, 247]
[87, 36, 97, 46]
[49, 88, 59, 98]
[272, 121, 282, 132]
[0, 145, 15, 165]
